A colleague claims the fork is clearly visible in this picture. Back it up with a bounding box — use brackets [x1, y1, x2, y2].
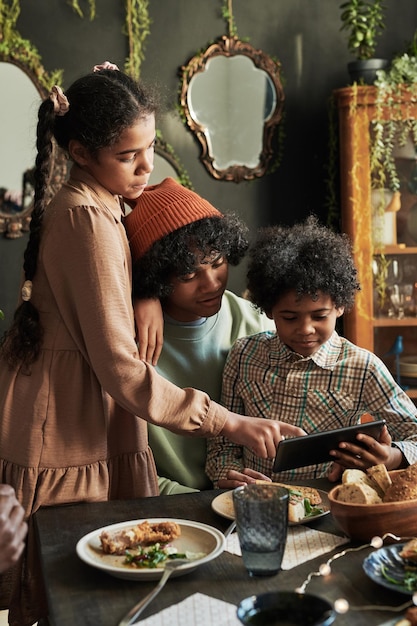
[117, 558, 190, 626]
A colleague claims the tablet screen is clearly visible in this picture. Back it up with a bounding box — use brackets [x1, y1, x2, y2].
[273, 420, 386, 472]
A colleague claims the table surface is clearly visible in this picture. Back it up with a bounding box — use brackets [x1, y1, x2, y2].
[34, 481, 410, 626]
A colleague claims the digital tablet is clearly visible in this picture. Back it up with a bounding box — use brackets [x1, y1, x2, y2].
[273, 420, 386, 472]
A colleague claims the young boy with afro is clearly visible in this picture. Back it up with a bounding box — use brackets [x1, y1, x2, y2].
[206, 216, 417, 488]
[124, 177, 276, 494]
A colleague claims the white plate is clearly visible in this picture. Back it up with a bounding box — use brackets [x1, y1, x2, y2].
[76, 517, 226, 580]
[211, 489, 330, 526]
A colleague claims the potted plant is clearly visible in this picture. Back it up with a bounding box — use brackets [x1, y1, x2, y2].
[339, 0, 388, 84]
[371, 45, 417, 195]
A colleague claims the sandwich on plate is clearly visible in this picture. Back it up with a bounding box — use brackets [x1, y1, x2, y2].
[255, 480, 324, 523]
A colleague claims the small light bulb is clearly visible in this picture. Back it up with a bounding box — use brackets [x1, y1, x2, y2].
[412, 592, 417, 606]
[334, 598, 349, 614]
[319, 563, 331, 576]
[370, 536, 383, 549]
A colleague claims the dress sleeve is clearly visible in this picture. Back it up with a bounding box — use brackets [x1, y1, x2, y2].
[43, 204, 228, 436]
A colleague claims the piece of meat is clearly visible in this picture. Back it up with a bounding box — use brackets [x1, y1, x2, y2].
[100, 521, 181, 555]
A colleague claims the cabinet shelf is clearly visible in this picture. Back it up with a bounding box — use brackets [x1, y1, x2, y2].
[334, 85, 417, 405]
[373, 318, 417, 327]
[382, 246, 417, 255]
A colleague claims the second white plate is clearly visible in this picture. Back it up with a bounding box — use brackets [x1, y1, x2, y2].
[211, 489, 330, 526]
[76, 517, 226, 580]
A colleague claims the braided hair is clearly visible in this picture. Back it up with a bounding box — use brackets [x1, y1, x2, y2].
[1, 69, 158, 370]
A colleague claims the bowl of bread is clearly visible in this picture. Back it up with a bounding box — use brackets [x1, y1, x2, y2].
[328, 462, 417, 541]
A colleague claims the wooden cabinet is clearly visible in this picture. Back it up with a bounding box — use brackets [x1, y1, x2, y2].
[334, 85, 417, 400]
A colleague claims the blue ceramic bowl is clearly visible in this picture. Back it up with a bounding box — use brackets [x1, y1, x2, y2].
[237, 591, 336, 626]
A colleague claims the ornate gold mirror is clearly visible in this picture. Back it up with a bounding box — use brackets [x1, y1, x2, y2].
[0, 58, 42, 238]
[0, 52, 67, 239]
[150, 135, 193, 189]
[180, 35, 285, 182]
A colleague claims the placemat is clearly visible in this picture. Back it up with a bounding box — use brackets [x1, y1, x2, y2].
[140, 592, 241, 625]
[226, 525, 349, 570]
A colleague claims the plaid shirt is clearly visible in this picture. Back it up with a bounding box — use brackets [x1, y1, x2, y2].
[206, 330, 417, 484]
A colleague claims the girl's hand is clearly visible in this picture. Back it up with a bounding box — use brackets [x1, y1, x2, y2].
[221, 413, 306, 459]
[0, 484, 27, 574]
[328, 425, 404, 474]
[133, 298, 164, 365]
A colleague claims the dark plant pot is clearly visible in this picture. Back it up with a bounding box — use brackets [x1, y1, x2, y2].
[348, 58, 388, 85]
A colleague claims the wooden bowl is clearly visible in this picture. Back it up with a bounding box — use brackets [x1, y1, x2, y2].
[328, 484, 417, 542]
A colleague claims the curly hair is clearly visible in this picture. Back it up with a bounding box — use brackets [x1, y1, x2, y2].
[246, 215, 360, 315]
[132, 214, 249, 300]
[1, 69, 159, 370]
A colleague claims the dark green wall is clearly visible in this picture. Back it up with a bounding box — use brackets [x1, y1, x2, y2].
[1, 0, 417, 326]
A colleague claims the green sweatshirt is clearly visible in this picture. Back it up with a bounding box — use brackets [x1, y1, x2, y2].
[149, 290, 275, 494]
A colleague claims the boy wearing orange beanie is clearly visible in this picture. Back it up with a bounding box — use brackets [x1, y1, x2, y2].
[124, 177, 274, 493]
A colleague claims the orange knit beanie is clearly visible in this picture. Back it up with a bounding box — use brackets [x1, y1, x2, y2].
[124, 177, 222, 260]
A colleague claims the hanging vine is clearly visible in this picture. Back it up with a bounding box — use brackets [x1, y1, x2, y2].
[221, 0, 238, 39]
[66, 0, 150, 82]
[123, 0, 151, 81]
[0, 0, 63, 89]
[67, 0, 95, 20]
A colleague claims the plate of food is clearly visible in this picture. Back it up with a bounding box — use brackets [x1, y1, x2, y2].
[76, 517, 226, 580]
[211, 484, 330, 525]
[363, 540, 417, 595]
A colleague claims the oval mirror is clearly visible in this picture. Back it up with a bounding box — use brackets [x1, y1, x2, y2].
[0, 58, 67, 239]
[180, 35, 285, 182]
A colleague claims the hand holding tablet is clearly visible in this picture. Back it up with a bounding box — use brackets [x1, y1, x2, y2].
[273, 420, 386, 472]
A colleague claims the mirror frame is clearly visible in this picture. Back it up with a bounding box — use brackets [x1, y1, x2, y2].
[180, 35, 285, 183]
[0, 56, 67, 239]
[154, 133, 194, 190]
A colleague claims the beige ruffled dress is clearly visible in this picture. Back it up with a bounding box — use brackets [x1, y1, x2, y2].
[0, 166, 228, 626]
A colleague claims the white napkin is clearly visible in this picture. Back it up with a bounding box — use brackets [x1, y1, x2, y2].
[226, 525, 349, 569]
[139, 592, 241, 625]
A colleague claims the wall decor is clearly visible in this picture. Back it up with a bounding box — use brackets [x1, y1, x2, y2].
[151, 133, 194, 190]
[0, 0, 66, 238]
[179, 0, 285, 182]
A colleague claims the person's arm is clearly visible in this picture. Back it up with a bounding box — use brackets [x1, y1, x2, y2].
[206, 342, 304, 486]
[0, 484, 27, 573]
[47, 205, 296, 454]
[133, 298, 164, 365]
[329, 353, 417, 478]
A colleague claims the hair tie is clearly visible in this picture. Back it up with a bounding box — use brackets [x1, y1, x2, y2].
[21, 280, 33, 302]
[49, 86, 70, 116]
[92, 61, 120, 72]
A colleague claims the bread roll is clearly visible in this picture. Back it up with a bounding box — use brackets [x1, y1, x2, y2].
[383, 463, 417, 502]
[336, 482, 382, 504]
[342, 469, 375, 489]
[366, 463, 392, 496]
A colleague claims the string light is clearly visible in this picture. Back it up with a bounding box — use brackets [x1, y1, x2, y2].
[295, 533, 417, 616]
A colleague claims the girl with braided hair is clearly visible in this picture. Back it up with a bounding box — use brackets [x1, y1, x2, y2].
[0, 64, 302, 625]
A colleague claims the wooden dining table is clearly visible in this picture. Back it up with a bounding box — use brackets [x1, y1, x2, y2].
[33, 479, 411, 626]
